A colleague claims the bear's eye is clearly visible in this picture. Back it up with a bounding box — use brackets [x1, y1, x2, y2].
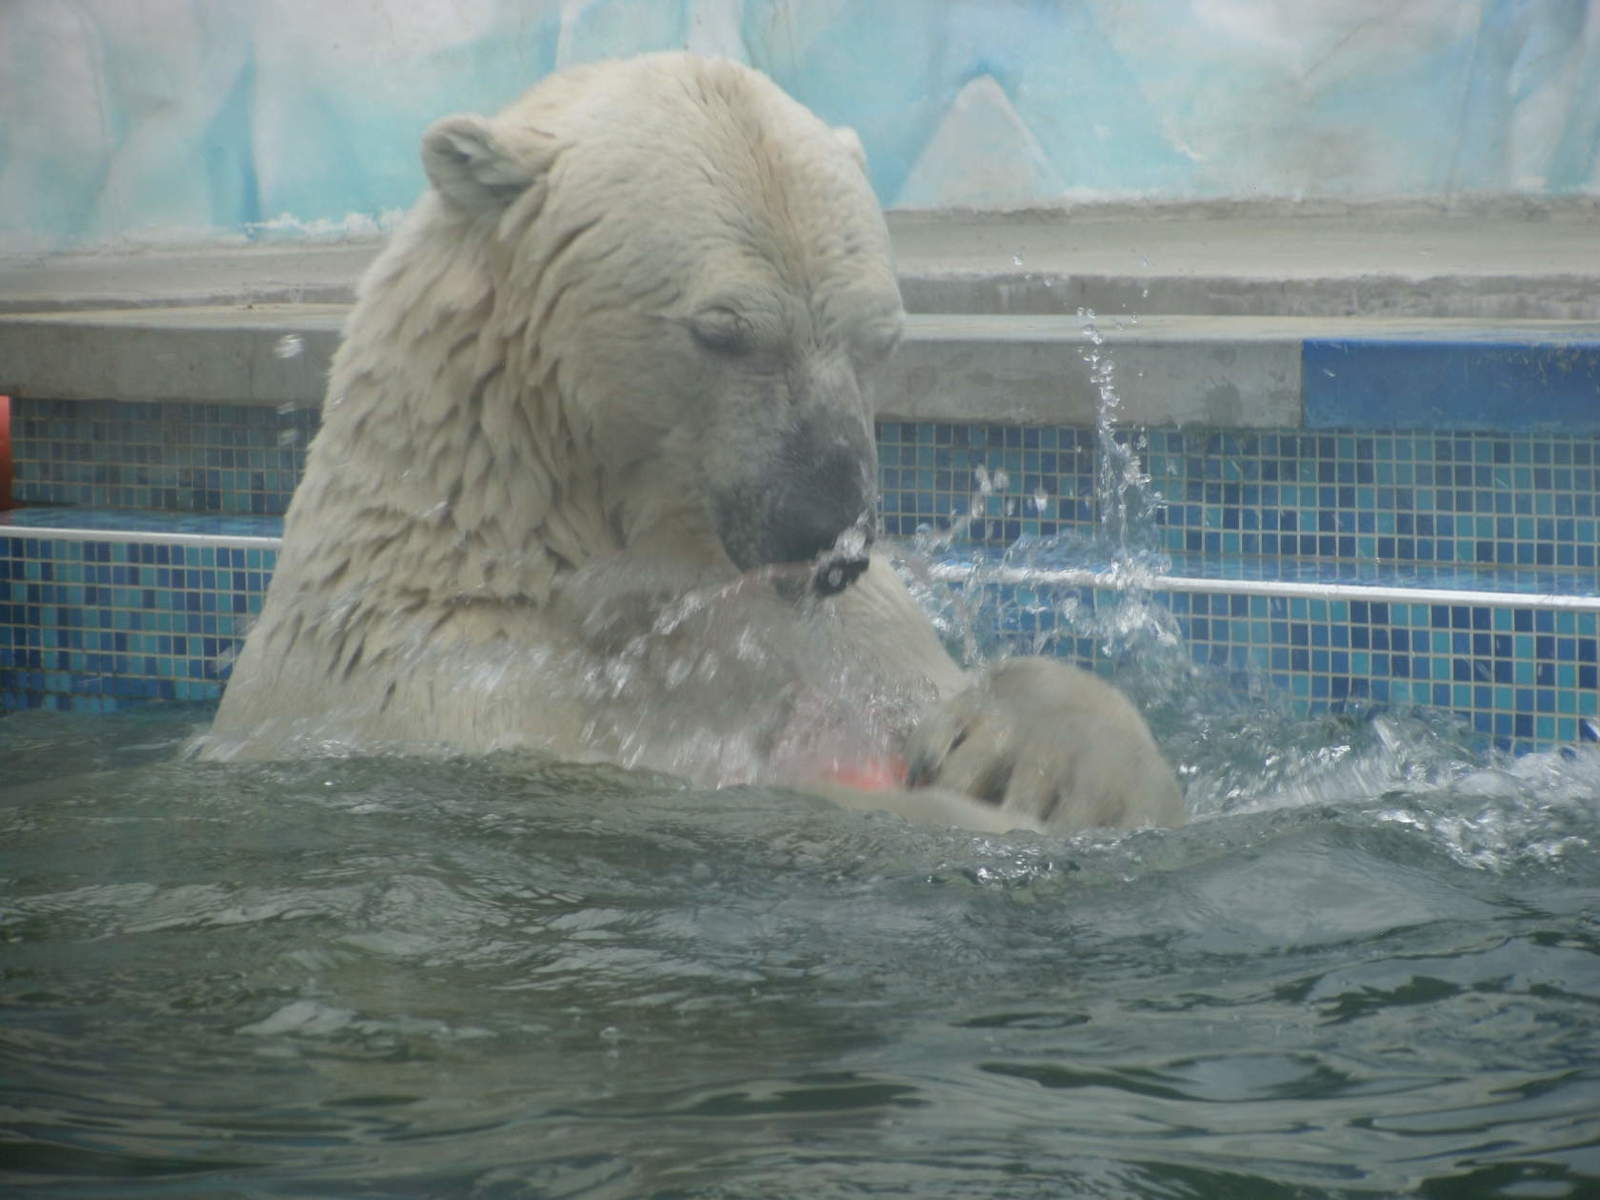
[689, 307, 755, 357]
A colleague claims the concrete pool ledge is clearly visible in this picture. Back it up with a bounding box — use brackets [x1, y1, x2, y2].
[882, 313, 1600, 430]
[5, 200, 1595, 429]
[3, 305, 1599, 431]
[3, 198, 1598, 320]
[889, 200, 1600, 321]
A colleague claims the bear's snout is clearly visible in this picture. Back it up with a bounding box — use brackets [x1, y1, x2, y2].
[763, 431, 875, 565]
[714, 413, 877, 585]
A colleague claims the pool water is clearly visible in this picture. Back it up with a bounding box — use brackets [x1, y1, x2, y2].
[4, 671, 1598, 1198]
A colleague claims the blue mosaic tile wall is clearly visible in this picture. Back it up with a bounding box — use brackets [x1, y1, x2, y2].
[10, 398, 316, 515]
[877, 422, 1098, 542]
[1303, 337, 1600, 433]
[1146, 430, 1600, 569]
[16, 405, 1600, 569]
[6, 517, 1598, 755]
[971, 579, 1599, 754]
[5, 414, 1600, 755]
[876, 423, 1600, 572]
[1, 532, 276, 709]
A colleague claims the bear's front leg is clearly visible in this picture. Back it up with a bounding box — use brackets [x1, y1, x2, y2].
[904, 657, 1185, 833]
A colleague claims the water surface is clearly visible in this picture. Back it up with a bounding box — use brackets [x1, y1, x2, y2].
[4, 692, 1598, 1198]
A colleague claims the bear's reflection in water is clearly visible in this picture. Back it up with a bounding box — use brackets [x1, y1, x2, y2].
[203, 52, 1181, 835]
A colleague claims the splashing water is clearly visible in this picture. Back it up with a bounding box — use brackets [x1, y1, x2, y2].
[1077, 306, 1165, 572]
[893, 302, 1188, 679]
[890, 296, 1584, 847]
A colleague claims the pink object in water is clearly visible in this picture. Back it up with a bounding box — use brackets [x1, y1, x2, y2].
[818, 756, 908, 792]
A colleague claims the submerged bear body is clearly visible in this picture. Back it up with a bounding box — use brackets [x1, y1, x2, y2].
[206, 54, 1182, 835]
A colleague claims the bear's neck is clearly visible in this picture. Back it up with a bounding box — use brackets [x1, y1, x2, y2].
[279, 219, 618, 619]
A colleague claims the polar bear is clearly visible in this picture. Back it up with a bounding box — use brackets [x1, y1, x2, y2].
[205, 53, 1182, 835]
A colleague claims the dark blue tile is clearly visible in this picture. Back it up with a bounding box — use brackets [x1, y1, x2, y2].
[1305, 339, 1600, 432]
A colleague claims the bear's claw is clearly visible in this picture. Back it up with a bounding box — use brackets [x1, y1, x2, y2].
[812, 554, 870, 597]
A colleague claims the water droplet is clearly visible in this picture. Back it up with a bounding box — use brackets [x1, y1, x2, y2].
[833, 518, 871, 559]
[1011, 252, 1024, 267]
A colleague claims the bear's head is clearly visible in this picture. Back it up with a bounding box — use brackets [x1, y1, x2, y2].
[411, 53, 903, 599]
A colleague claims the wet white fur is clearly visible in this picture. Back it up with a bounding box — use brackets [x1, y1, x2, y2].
[205, 54, 1181, 835]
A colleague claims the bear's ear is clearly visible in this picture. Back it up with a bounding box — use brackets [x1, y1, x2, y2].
[422, 114, 549, 213]
[833, 126, 868, 170]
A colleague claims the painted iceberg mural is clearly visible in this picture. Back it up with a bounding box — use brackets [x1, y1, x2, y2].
[1, 0, 1596, 250]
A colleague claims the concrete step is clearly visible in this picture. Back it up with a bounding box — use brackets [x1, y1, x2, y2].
[888, 201, 1600, 320]
[3, 304, 1598, 431]
[3, 201, 1597, 320]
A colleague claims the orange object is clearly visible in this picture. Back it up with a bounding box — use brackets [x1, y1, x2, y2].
[0, 396, 12, 511]
[820, 755, 908, 792]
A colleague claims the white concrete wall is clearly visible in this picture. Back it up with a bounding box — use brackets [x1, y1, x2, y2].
[3, 0, 1597, 250]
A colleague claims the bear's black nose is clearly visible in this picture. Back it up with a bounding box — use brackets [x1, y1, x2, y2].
[749, 413, 878, 570]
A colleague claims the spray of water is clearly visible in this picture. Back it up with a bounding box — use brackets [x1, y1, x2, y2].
[898, 303, 1183, 672]
[903, 464, 1016, 667]
[1077, 307, 1166, 573]
[890, 294, 1532, 825]
[1046, 306, 1181, 669]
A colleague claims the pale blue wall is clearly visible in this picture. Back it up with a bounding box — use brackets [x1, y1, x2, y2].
[3, 0, 1597, 251]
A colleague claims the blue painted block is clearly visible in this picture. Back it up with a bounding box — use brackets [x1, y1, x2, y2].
[1304, 338, 1600, 432]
